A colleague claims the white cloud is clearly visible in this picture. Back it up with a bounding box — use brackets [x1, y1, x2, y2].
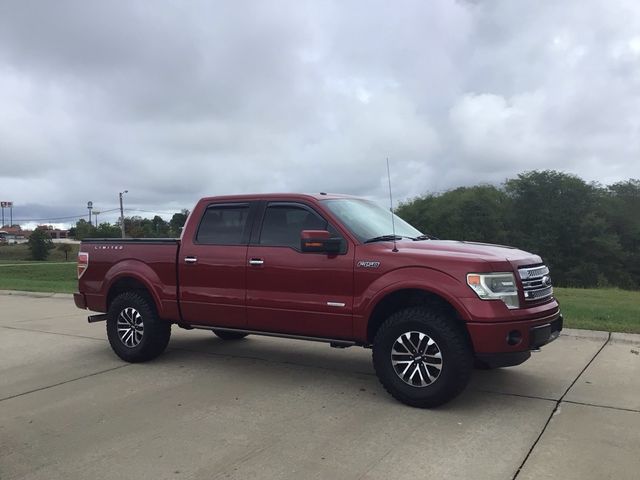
[0, 0, 639, 227]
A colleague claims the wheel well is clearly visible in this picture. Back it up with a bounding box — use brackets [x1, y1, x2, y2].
[107, 277, 155, 312]
[366, 289, 471, 346]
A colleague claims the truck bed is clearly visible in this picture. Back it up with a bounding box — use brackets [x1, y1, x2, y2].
[78, 238, 181, 320]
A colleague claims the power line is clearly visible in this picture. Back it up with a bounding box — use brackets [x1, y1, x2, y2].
[11, 208, 121, 223]
[10, 207, 187, 223]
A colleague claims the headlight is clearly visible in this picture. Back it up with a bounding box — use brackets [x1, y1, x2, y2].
[467, 272, 520, 309]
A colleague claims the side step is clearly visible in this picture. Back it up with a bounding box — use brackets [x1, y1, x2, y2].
[189, 325, 357, 348]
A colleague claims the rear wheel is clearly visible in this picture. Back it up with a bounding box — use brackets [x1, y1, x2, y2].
[372, 306, 473, 408]
[107, 292, 171, 362]
[212, 330, 249, 340]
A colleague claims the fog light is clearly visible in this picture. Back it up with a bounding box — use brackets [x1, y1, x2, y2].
[507, 330, 522, 346]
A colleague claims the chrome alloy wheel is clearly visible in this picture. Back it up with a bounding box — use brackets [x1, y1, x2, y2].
[117, 307, 144, 348]
[391, 331, 443, 387]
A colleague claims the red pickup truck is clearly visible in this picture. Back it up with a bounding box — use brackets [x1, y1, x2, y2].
[75, 193, 562, 407]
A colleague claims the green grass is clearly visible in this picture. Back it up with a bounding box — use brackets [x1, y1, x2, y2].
[0, 263, 77, 293]
[554, 287, 640, 334]
[0, 243, 80, 263]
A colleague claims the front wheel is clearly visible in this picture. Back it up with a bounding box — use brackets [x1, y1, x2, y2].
[372, 306, 473, 408]
[107, 292, 171, 362]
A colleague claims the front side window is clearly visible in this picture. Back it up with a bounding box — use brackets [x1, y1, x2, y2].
[259, 204, 328, 248]
[196, 204, 250, 245]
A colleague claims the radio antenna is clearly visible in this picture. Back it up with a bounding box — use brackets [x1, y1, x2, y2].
[386, 158, 398, 252]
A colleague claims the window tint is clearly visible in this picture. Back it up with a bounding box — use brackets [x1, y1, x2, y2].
[259, 204, 328, 248]
[196, 205, 250, 245]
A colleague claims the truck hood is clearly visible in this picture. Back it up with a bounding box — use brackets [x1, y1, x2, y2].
[393, 240, 542, 269]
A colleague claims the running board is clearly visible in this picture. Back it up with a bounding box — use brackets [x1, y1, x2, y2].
[87, 314, 108, 323]
[189, 325, 356, 348]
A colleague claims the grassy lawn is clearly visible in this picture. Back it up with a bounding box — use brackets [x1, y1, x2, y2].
[0, 243, 80, 263]
[554, 287, 640, 334]
[0, 263, 77, 293]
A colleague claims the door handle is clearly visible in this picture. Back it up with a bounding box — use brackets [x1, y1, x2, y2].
[249, 258, 264, 266]
[184, 256, 198, 264]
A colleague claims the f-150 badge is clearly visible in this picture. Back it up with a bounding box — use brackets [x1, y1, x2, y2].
[357, 260, 381, 268]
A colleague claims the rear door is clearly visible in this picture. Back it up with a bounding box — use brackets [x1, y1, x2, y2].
[178, 202, 257, 327]
[246, 201, 355, 339]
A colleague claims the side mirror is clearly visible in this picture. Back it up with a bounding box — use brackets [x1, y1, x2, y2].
[300, 230, 342, 254]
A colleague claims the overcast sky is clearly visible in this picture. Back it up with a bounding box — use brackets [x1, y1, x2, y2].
[1, 0, 639, 228]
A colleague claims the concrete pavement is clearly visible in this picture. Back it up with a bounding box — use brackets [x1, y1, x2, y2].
[1, 291, 638, 479]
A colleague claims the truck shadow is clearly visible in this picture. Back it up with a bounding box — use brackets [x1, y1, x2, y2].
[159, 332, 535, 410]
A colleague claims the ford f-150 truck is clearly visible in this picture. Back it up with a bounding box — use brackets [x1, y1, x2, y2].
[75, 193, 562, 407]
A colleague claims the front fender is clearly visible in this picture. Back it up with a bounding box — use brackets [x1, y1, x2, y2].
[353, 266, 473, 341]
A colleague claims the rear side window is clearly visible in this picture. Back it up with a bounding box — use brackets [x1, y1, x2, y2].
[196, 204, 250, 245]
[259, 204, 328, 248]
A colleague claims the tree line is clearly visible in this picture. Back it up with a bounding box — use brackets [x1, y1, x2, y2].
[396, 171, 640, 289]
[69, 210, 189, 240]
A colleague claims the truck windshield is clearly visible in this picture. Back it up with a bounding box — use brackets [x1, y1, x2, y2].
[323, 198, 423, 243]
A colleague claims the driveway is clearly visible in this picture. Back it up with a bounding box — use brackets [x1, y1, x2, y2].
[1, 292, 638, 480]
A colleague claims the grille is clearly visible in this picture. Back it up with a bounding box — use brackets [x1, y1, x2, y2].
[519, 265, 553, 302]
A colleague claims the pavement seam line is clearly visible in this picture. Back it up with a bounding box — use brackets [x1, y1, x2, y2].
[474, 389, 557, 403]
[511, 331, 612, 480]
[0, 324, 106, 342]
[0, 364, 131, 403]
[562, 399, 640, 414]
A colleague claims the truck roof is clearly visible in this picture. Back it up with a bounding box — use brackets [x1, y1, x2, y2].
[198, 192, 361, 203]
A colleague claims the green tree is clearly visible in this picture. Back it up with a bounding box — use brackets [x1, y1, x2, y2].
[95, 222, 121, 238]
[396, 170, 639, 289]
[169, 210, 189, 237]
[28, 228, 54, 261]
[397, 185, 509, 243]
[70, 219, 96, 240]
[57, 243, 73, 261]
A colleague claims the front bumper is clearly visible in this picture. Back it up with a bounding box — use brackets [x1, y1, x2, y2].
[472, 314, 562, 368]
[467, 311, 563, 355]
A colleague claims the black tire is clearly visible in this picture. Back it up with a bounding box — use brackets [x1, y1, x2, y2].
[372, 306, 473, 408]
[107, 291, 171, 363]
[212, 330, 249, 340]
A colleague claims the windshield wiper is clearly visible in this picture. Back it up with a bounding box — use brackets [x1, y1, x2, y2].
[364, 234, 406, 244]
[412, 234, 438, 241]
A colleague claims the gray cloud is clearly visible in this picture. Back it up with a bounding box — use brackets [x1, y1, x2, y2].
[1, 0, 639, 227]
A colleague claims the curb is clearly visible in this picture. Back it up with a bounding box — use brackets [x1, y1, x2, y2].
[0, 289, 74, 299]
[560, 328, 609, 341]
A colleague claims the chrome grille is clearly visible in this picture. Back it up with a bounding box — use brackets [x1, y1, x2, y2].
[518, 265, 553, 302]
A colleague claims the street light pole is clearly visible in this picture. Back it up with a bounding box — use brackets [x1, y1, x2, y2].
[119, 190, 128, 238]
[87, 201, 93, 225]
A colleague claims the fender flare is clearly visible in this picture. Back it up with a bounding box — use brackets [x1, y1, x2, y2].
[354, 267, 473, 341]
[103, 260, 167, 317]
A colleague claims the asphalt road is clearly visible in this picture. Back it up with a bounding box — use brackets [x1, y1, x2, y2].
[1, 291, 639, 480]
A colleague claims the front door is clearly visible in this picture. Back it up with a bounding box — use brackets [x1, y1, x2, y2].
[178, 202, 255, 328]
[246, 202, 354, 339]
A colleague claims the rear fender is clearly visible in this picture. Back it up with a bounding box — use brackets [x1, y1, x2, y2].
[103, 260, 170, 318]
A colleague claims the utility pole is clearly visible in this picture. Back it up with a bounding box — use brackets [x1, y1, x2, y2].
[119, 190, 128, 238]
